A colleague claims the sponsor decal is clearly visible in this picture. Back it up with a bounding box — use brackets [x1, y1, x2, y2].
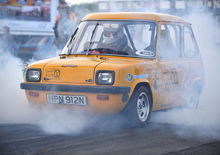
[162, 69, 178, 86]
[46, 69, 60, 80]
[133, 74, 149, 79]
[126, 74, 133, 82]
[135, 50, 155, 57]
[54, 70, 60, 78]
[126, 74, 149, 82]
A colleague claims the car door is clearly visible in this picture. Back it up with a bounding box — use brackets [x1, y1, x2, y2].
[157, 23, 184, 109]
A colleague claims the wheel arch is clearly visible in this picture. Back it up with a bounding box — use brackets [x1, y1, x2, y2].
[127, 82, 153, 107]
[192, 79, 204, 95]
[121, 81, 153, 125]
[134, 82, 152, 101]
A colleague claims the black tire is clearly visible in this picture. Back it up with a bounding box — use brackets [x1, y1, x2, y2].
[123, 86, 152, 127]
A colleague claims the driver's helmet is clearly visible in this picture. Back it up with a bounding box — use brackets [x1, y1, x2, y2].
[103, 23, 124, 44]
[102, 23, 128, 52]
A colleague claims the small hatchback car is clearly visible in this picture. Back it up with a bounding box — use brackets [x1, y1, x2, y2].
[21, 12, 204, 126]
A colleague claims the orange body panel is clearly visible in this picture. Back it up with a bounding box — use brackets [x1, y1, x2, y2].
[82, 12, 188, 23]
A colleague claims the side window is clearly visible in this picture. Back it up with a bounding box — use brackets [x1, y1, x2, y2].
[127, 23, 156, 57]
[128, 24, 154, 51]
[184, 26, 199, 58]
[160, 24, 181, 59]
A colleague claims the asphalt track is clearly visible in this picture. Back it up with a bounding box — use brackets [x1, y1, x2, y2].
[0, 117, 220, 155]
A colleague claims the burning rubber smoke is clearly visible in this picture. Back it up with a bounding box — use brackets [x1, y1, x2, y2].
[0, 11, 220, 138]
[152, 12, 220, 140]
[0, 53, 32, 124]
[0, 53, 123, 134]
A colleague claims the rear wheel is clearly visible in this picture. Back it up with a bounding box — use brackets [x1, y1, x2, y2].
[186, 87, 200, 109]
[124, 86, 152, 127]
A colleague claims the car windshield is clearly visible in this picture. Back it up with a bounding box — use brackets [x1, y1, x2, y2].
[61, 20, 157, 58]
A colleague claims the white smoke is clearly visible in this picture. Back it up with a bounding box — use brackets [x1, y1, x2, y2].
[151, 11, 220, 140]
[0, 52, 123, 134]
[0, 53, 33, 123]
[36, 108, 91, 134]
[0, 51, 93, 134]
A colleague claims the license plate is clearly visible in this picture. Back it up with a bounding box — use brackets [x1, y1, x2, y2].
[47, 94, 87, 105]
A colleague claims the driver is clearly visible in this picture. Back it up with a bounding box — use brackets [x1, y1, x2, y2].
[100, 23, 132, 54]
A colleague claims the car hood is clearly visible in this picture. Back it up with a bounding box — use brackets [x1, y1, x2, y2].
[28, 55, 152, 84]
[41, 56, 106, 84]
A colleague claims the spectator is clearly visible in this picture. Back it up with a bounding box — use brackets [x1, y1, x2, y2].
[0, 26, 16, 56]
[54, 4, 77, 50]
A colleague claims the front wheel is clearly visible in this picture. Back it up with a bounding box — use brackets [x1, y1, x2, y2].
[124, 86, 152, 127]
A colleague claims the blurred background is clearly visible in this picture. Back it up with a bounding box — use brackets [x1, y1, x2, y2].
[0, 0, 219, 63]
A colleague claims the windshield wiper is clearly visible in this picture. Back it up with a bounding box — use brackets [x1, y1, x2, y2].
[67, 28, 78, 54]
[86, 22, 99, 55]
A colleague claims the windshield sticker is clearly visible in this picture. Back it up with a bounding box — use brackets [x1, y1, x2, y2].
[135, 50, 155, 57]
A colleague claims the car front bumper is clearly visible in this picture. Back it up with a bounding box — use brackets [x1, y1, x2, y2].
[20, 83, 131, 113]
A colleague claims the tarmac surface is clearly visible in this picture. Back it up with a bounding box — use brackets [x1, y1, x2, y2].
[0, 119, 220, 155]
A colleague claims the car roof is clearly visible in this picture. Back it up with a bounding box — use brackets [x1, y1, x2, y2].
[82, 12, 188, 23]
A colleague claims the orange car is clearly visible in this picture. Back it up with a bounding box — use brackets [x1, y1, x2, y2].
[21, 12, 204, 126]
